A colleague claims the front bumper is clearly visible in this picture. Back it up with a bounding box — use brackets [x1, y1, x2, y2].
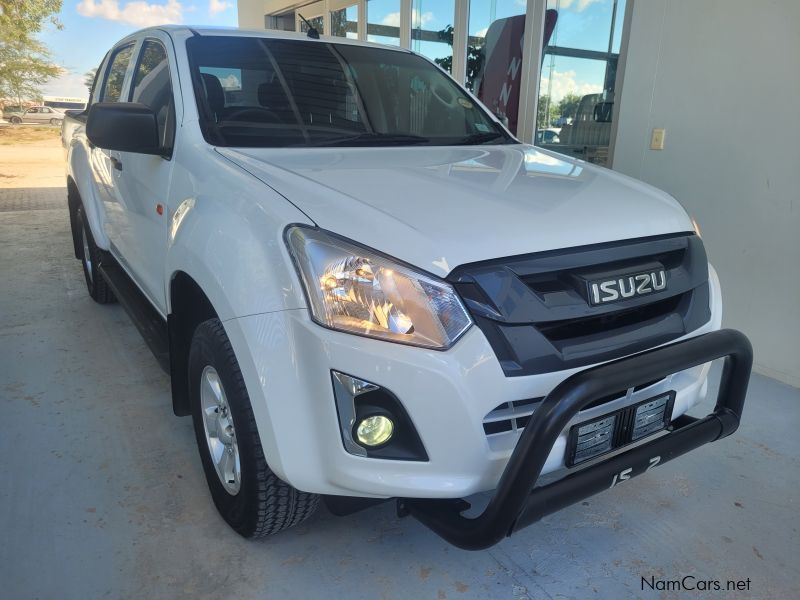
[221, 267, 723, 499]
[401, 328, 752, 550]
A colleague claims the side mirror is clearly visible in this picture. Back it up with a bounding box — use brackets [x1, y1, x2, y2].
[86, 102, 161, 154]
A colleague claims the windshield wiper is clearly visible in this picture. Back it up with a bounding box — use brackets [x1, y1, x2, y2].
[303, 132, 431, 147]
[453, 132, 507, 145]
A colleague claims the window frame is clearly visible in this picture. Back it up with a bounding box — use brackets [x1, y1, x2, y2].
[99, 42, 136, 103]
[127, 37, 177, 158]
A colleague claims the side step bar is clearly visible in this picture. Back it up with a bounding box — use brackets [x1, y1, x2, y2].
[98, 261, 170, 373]
[400, 329, 753, 551]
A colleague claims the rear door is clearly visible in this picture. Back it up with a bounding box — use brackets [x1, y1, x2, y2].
[110, 34, 179, 313]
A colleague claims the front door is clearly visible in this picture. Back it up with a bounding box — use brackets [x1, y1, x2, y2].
[111, 35, 178, 314]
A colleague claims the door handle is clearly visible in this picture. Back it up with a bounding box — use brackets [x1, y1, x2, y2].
[110, 156, 123, 171]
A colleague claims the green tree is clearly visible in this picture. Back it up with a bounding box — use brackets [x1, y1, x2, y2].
[0, 39, 60, 105]
[84, 67, 97, 93]
[433, 25, 485, 87]
[557, 92, 581, 121]
[536, 94, 559, 129]
[0, 0, 63, 103]
[0, 0, 62, 42]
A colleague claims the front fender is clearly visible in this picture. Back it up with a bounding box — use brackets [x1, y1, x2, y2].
[164, 145, 313, 321]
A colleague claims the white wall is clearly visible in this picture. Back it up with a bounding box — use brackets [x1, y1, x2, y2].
[613, 0, 800, 386]
[238, 0, 267, 28]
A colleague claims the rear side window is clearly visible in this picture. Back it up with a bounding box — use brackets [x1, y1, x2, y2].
[102, 44, 134, 102]
[130, 40, 176, 149]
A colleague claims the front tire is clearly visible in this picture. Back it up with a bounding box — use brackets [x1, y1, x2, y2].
[76, 205, 116, 304]
[10, 116, 21, 124]
[189, 319, 319, 538]
[50, 118, 62, 126]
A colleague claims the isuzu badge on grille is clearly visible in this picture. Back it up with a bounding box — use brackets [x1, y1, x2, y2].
[589, 269, 667, 305]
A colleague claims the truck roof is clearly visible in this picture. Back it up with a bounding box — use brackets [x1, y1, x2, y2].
[122, 25, 411, 53]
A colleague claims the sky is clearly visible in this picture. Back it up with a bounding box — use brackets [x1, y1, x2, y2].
[38, 0, 624, 102]
[39, 0, 238, 98]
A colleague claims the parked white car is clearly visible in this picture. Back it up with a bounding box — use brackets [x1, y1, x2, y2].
[63, 26, 752, 549]
[8, 105, 65, 125]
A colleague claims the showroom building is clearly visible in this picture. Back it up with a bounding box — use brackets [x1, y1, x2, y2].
[237, 0, 799, 386]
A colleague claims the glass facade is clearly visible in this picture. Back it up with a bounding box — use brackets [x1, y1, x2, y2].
[367, 0, 401, 46]
[466, 0, 527, 133]
[410, 0, 455, 72]
[300, 14, 325, 35]
[258, 0, 629, 156]
[535, 0, 626, 165]
[331, 4, 359, 38]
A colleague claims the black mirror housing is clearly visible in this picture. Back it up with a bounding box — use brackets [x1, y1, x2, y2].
[86, 102, 161, 154]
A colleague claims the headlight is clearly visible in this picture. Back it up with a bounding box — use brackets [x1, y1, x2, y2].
[286, 226, 472, 349]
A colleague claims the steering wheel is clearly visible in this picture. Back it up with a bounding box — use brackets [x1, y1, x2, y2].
[223, 107, 283, 124]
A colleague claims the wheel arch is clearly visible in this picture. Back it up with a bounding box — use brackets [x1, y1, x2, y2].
[168, 270, 219, 416]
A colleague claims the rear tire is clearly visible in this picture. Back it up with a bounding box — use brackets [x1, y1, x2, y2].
[77, 205, 116, 304]
[189, 318, 319, 538]
[10, 116, 21, 124]
[50, 118, 61, 126]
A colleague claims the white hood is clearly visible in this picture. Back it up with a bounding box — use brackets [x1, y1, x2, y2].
[218, 144, 693, 278]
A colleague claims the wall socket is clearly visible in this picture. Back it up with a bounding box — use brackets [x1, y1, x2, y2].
[650, 128, 666, 150]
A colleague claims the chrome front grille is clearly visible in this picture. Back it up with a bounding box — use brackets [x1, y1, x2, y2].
[482, 398, 542, 436]
[483, 377, 668, 439]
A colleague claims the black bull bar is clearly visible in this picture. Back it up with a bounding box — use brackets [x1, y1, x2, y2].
[401, 329, 753, 550]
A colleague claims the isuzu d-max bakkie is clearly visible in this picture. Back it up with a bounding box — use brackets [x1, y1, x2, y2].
[63, 26, 752, 549]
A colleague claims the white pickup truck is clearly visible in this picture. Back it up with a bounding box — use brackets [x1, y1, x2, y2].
[63, 26, 752, 549]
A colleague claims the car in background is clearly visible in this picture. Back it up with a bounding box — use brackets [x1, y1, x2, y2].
[536, 128, 561, 144]
[2, 105, 24, 119]
[5, 105, 65, 125]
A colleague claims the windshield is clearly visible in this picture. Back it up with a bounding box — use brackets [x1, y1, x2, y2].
[186, 36, 514, 148]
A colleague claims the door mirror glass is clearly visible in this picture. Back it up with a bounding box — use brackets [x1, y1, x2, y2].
[86, 102, 161, 154]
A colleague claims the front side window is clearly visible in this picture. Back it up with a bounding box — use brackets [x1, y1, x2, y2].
[187, 36, 512, 148]
[102, 44, 134, 102]
[130, 40, 175, 149]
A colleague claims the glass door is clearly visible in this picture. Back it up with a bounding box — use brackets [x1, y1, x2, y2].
[535, 0, 627, 166]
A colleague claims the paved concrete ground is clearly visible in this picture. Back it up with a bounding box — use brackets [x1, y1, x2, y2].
[1, 189, 798, 600]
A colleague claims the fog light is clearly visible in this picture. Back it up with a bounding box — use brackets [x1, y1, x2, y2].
[356, 415, 394, 447]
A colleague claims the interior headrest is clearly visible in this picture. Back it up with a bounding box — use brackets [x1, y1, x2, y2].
[201, 73, 225, 115]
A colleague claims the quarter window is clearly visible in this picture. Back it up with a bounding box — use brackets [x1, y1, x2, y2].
[102, 44, 134, 102]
